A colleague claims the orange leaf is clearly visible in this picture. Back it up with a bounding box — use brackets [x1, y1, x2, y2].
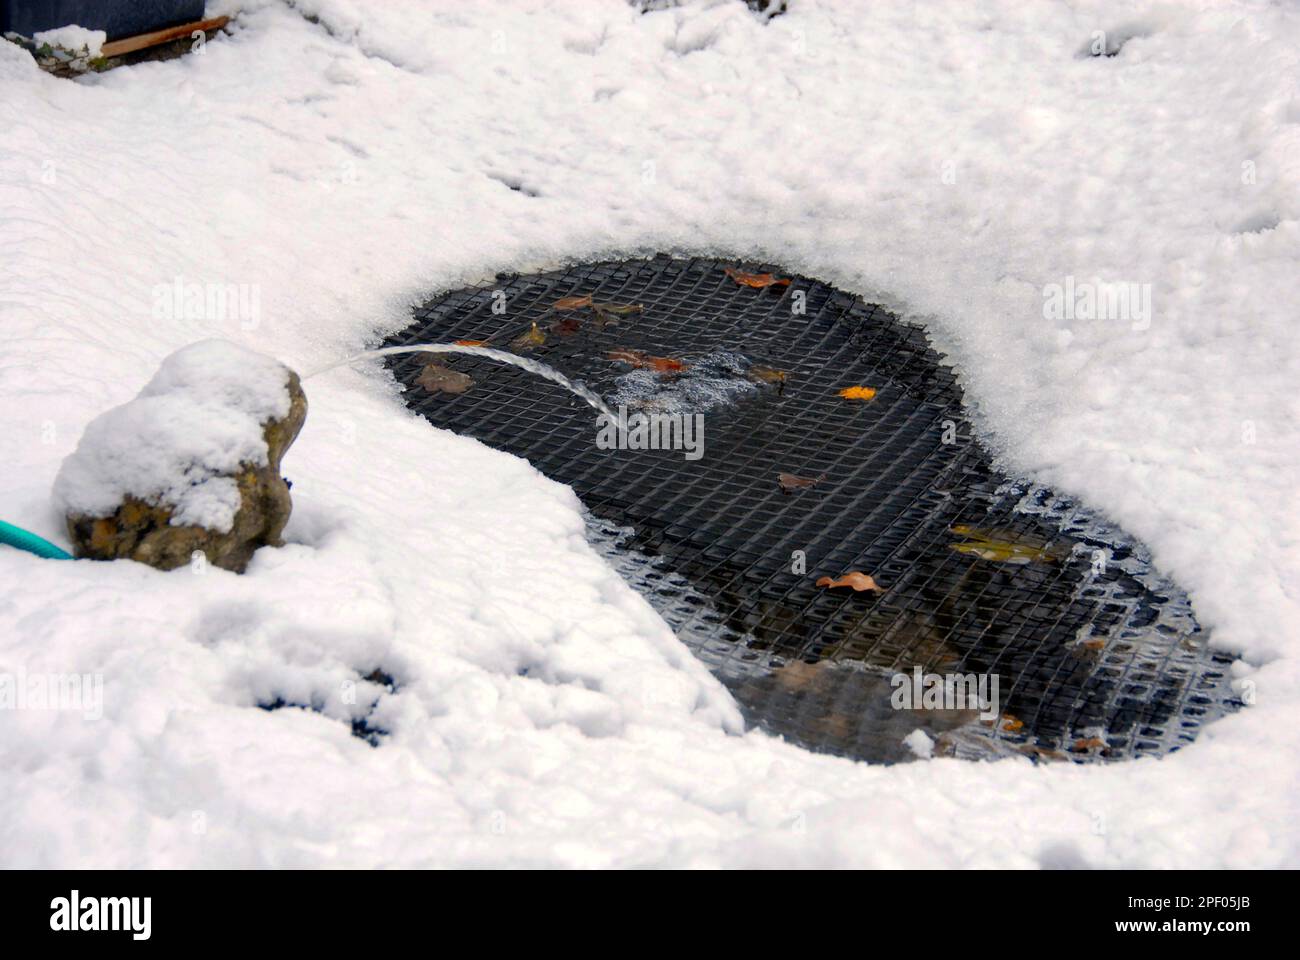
[815, 571, 883, 592]
[838, 386, 877, 401]
[725, 267, 792, 289]
[554, 295, 593, 310]
[453, 339, 488, 347]
[607, 349, 687, 373]
[1000, 714, 1024, 732]
[1072, 737, 1106, 752]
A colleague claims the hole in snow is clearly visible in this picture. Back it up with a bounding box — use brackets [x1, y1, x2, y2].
[384, 254, 1242, 766]
[486, 172, 542, 197]
[255, 665, 399, 747]
[1233, 212, 1281, 235]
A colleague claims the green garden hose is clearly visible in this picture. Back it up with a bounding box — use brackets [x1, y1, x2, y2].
[0, 520, 73, 560]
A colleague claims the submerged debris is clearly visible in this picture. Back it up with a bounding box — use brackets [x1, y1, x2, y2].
[416, 361, 473, 395]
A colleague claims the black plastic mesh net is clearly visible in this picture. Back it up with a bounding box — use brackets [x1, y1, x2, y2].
[383, 255, 1239, 763]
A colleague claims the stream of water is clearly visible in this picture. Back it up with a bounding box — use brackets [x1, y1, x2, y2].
[304, 343, 617, 422]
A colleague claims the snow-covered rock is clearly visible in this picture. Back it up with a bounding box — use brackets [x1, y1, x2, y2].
[53, 341, 306, 572]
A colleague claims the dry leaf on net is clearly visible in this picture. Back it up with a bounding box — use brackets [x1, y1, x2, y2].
[837, 385, 877, 401]
[815, 571, 883, 592]
[724, 267, 792, 289]
[777, 472, 826, 494]
[607, 348, 687, 373]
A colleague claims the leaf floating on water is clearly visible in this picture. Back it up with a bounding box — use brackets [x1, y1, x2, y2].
[592, 302, 642, 326]
[837, 385, 877, 401]
[747, 365, 788, 393]
[453, 339, 488, 347]
[554, 295, 593, 310]
[416, 363, 473, 395]
[777, 472, 826, 494]
[593, 301, 642, 315]
[724, 267, 792, 289]
[948, 525, 1063, 564]
[511, 321, 546, 350]
[815, 571, 883, 592]
[607, 348, 687, 373]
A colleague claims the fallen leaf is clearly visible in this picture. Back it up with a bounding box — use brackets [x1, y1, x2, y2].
[1000, 714, 1024, 732]
[453, 339, 488, 347]
[747, 365, 788, 388]
[607, 348, 687, 373]
[948, 525, 1063, 564]
[511, 321, 546, 350]
[724, 267, 792, 289]
[815, 571, 883, 592]
[777, 472, 826, 494]
[550, 315, 582, 336]
[838, 385, 877, 401]
[416, 363, 473, 395]
[1072, 737, 1106, 752]
[592, 301, 642, 327]
[554, 295, 593, 310]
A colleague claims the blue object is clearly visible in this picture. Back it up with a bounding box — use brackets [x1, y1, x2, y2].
[1, 1, 206, 41]
[0, 519, 73, 560]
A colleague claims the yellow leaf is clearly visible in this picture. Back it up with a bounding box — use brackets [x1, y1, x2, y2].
[511, 322, 546, 350]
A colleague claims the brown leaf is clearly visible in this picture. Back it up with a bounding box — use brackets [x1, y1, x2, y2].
[1000, 714, 1024, 732]
[550, 315, 582, 336]
[725, 267, 792, 289]
[607, 349, 687, 373]
[1072, 737, 1106, 752]
[416, 363, 473, 395]
[777, 472, 826, 494]
[815, 571, 883, 593]
[554, 295, 593, 310]
[453, 339, 488, 347]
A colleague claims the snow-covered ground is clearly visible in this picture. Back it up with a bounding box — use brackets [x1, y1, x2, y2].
[1, 0, 1297, 867]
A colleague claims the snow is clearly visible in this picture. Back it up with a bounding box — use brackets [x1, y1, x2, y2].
[31, 25, 106, 59]
[1, 0, 1298, 867]
[53, 340, 293, 531]
[903, 729, 935, 761]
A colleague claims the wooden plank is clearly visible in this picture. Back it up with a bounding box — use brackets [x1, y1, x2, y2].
[100, 15, 230, 59]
